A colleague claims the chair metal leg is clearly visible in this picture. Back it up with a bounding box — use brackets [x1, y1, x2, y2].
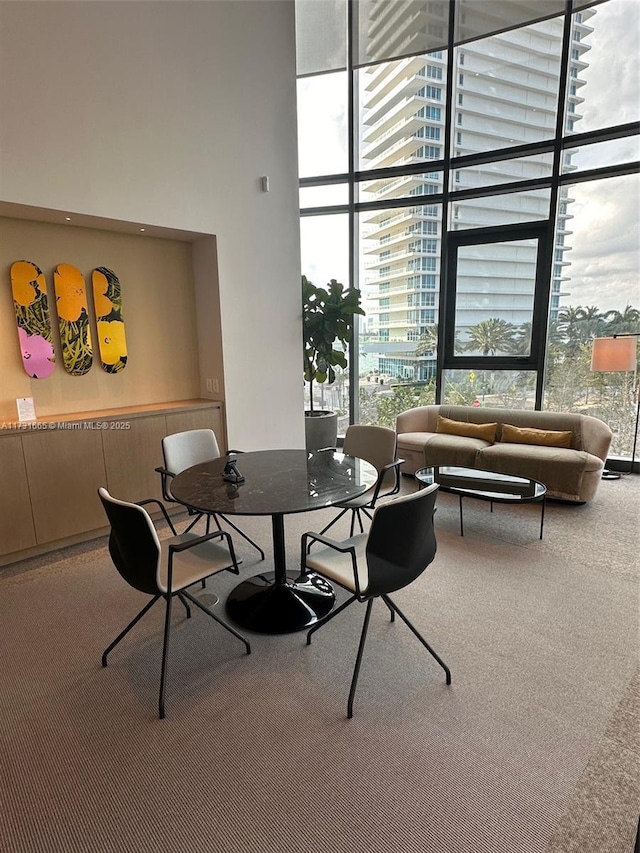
[182, 590, 251, 654]
[177, 593, 191, 618]
[382, 595, 451, 685]
[306, 593, 357, 645]
[102, 595, 160, 667]
[318, 508, 349, 539]
[218, 514, 265, 562]
[183, 513, 203, 534]
[385, 598, 395, 622]
[348, 598, 374, 718]
[159, 594, 173, 719]
[350, 509, 365, 536]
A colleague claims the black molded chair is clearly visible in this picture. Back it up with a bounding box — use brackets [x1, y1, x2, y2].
[156, 428, 264, 560]
[317, 424, 403, 539]
[301, 483, 450, 717]
[98, 487, 251, 719]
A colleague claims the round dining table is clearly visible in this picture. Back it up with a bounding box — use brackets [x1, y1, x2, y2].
[169, 448, 377, 634]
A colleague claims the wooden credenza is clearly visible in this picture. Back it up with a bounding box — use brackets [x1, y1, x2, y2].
[0, 400, 225, 566]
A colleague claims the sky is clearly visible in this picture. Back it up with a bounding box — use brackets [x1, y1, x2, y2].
[297, 0, 640, 316]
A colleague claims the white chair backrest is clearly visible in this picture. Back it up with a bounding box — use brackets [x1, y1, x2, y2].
[343, 424, 397, 488]
[162, 429, 220, 476]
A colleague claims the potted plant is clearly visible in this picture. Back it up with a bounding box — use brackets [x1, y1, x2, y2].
[302, 274, 364, 450]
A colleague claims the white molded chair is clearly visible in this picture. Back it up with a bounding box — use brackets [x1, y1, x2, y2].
[318, 424, 403, 539]
[98, 487, 251, 719]
[301, 483, 450, 717]
[156, 429, 264, 560]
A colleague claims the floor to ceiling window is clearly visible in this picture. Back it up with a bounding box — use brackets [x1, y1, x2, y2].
[296, 0, 639, 460]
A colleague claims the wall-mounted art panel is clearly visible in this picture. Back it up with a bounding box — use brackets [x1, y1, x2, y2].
[10, 260, 56, 378]
[53, 263, 93, 375]
[92, 267, 128, 373]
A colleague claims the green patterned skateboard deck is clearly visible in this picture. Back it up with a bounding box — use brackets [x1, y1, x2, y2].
[53, 263, 93, 375]
[10, 260, 56, 378]
[92, 267, 128, 373]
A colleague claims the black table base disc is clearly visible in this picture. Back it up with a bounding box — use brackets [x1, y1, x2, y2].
[226, 571, 335, 634]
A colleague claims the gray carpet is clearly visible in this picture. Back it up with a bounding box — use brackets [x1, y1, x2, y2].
[1, 474, 638, 853]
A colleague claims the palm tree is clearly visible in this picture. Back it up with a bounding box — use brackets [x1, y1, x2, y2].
[604, 305, 640, 335]
[415, 324, 438, 358]
[558, 305, 587, 354]
[463, 318, 517, 356]
[579, 305, 607, 342]
[511, 321, 533, 356]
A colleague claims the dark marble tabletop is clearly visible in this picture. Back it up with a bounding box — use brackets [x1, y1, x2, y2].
[169, 448, 378, 516]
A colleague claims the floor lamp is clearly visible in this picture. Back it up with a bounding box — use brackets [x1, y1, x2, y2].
[590, 333, 640, 477]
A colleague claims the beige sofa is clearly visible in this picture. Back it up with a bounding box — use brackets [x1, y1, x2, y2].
[395, 405, 613, 502]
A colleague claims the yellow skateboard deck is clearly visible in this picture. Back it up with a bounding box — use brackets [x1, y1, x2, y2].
[53, 263, 93, 375]
[92, 267, 128, 373]
[10, 260, 56, 378]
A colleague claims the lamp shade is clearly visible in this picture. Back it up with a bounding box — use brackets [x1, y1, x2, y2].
[591, 336, 637, 372]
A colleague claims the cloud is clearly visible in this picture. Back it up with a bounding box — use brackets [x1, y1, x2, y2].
[561, 173, 640, 312]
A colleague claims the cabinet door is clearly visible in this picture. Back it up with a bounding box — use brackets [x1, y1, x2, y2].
[165, 406, 226, 452]
[0, 436, 37, 555]
[102, 415, 166, 502]
[22, 429, 107, 543]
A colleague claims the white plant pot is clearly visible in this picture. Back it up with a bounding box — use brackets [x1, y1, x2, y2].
[304, 410, 338, 451]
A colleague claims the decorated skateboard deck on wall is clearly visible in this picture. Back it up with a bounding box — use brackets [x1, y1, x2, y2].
[91, 266, 128, 373]
[10, 260, 56, 379]
[53, 263, 93, 375]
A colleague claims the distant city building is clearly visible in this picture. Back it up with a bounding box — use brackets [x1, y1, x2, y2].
[362, 5, 594, 379]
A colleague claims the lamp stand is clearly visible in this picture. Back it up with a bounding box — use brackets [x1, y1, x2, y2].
[628, 393, 639, 475]
[607, 332, 639, 477]
[620, 335, 639, 476]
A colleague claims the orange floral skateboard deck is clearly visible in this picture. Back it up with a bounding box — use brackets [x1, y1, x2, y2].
[91, 267, 128, 373]
[10, 260, 56, 378]
[53, 263, 93, 375]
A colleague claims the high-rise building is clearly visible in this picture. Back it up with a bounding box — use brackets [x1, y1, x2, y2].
[361, 5, 595, 380]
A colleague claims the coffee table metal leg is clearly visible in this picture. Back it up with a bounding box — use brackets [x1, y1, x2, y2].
[459, 494, 464, 536]
[539, 497, 545, 540]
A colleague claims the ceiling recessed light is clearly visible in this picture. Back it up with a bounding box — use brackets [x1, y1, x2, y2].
[65, 217, 71, 221]
[139, 228, 146, 232]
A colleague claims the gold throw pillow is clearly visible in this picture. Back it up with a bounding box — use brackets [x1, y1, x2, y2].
[501, 423, 573, 448]
[436, 416, 497, 443]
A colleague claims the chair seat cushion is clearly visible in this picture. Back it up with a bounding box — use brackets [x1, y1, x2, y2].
[159, 532, 235, 593]
[306, 533, 369, 594]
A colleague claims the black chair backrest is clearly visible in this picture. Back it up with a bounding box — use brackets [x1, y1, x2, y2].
[365, 484, 438, 597]
[98, 488, 161, 596]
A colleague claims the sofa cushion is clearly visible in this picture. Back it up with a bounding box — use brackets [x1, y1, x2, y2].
[476, 443, 598, 499]
[436, 416, 497, 443]
[501, 423, 573, 448]
[422, 433, 492, 468]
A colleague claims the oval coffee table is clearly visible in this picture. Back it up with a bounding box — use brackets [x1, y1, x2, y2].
[415, 465, 547, 539]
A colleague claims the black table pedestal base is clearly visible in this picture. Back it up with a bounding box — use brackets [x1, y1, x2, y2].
[226, 571, 335, 634]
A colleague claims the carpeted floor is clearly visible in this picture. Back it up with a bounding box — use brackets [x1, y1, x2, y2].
[0, 474, 638, 853]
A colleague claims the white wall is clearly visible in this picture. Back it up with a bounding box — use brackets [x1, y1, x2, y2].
[0, 0, 304, 450]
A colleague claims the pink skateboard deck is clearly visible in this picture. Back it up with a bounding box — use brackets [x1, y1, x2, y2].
[10, 260, 56, 379]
